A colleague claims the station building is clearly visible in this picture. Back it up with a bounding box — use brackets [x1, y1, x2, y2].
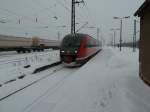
[134, 0, 150, 86]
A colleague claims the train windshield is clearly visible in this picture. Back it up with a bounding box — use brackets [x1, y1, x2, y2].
[61, 34, 83, 48]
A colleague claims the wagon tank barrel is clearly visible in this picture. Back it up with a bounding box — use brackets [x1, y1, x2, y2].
[0, 34, 60, 53]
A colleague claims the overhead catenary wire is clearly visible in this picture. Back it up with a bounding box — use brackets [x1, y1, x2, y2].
[83, 1, 96, 26]
[0, 7, 48, 25]
[55, 0, 71, 13]
[30, 0, 59, 20]
[0, 1, 64, 38]
[0, 0, 95, 37]
[0, 0, 88, 26]
[0, 7, 37, 23]
[0, 2, 59, 31]
[56, 0, 87, 22]
[26, 0, 73, 30]
[0, 0, 61, 25]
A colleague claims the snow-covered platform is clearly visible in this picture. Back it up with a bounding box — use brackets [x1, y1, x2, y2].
[0, 47, 150, 112]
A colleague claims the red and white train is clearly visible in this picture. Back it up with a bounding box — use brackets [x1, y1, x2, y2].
[60, 33, 102, 66]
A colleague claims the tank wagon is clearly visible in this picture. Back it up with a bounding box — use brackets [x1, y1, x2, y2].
[60, 33, 102, 66]
[0, 35, 60, 53]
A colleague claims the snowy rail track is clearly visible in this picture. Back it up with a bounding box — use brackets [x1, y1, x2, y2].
[0, 50, 60, 86]
[0, 49, 53, 61]
[0, 51, 18, 58]
[0, 49, 53, 58]
[0, 63, 63, 102]
[0, 65, 79, 112]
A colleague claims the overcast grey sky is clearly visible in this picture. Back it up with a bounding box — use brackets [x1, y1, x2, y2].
[0, 0, 144, 43]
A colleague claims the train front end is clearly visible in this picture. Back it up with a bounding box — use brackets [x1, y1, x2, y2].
[60, 34, 83, 66]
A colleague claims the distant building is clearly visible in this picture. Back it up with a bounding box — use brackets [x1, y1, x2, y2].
[134, 0, 150, 86]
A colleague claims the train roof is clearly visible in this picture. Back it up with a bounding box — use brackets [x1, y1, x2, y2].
[64, 33, 86, 38]
[64, 33, 95, 38]
[64, 33, 98, 42]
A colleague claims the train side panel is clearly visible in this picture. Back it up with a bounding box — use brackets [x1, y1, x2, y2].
[76, 35, 100, 61]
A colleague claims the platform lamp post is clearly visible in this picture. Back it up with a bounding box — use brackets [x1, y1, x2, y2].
[110, 28, 120, 47]
[109, 33, 114, 46]
[133, 19, 140, 52]
[113, 16, 130, 51]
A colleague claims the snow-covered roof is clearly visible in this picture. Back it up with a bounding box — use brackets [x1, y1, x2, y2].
[134, 0, 150, 17]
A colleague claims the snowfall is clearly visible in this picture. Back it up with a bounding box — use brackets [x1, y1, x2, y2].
[0, 47, 150, 112]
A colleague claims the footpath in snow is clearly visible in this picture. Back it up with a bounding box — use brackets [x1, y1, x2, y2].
[1, 47, 150, 112]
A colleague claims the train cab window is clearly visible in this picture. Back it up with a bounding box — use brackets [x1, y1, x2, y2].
[61, 34, 83, 48]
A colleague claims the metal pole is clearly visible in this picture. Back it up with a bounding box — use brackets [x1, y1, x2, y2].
[133, 20, 136, 52]
[133, 19, 137, 52]
[120, 19, 122, 51]
[73, 0, 75, 33]
[58, 31, 60, 40]
[133, 33, 134, 51]
[71, 0, 84, 34]
[71, 0, 75, 34]
[114, 30, 116, 47]
[97, 28, 100, 41]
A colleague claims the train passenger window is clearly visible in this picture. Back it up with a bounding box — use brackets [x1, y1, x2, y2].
[85, 42, 93, 48]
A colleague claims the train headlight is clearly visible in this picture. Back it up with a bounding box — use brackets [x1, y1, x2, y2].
[75, 50, 77, 53]
[61, 50, 65, 53]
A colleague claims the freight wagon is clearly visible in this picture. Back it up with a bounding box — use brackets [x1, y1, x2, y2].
[0, 35, 60, 53]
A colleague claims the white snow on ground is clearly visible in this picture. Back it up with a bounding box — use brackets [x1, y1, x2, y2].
[0, 65, 79, 112]
[0, 47, 150, 112]
[0, 50, 60, 100]
[0, 50, 59, 84]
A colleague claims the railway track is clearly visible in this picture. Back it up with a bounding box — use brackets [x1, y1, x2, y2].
[0, 50, 60, 85]
[0, 63, 63, 102]
[0, 49, 53, 60]
[0, 62, 80, 112]
[22, 67, 79, 112]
